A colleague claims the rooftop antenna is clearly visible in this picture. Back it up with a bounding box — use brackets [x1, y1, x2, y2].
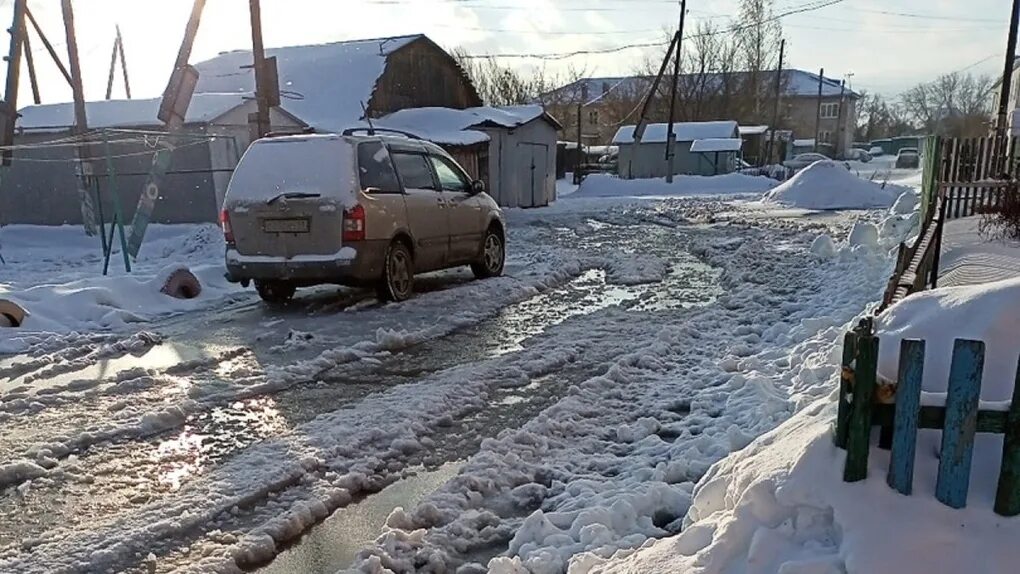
[361, 101, 375, 135]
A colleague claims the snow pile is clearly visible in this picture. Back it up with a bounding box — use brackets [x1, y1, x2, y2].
[572, 174, 777, 199]
[0, 224, 243, 350]
[590, 399, 1020, 574]
[764, 160, 907, 210]
[2, 264, 231, 334]
[875, 277, 1020, 402]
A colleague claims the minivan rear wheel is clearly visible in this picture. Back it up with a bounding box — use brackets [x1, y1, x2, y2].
[472, 227, 505, 279]
[378, 241, 414, 302]
[255, 280, 296, 304]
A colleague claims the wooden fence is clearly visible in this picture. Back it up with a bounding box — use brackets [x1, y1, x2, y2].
[936, 136, 1019, 220]
[878, 192, 944, 312]
[835, 319, 1020, 515]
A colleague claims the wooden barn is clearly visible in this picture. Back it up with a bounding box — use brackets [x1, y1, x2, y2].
[193, 34, 482, 133]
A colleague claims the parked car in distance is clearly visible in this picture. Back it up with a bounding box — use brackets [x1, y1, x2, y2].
[221, 132, 506, 304]
[895, 147, 920, 169]
[783, 153, 850, 172]
[846, 148, 873, 163]
[868, 146, 885, 157]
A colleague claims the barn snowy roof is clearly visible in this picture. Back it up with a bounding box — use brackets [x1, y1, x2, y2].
[612, 120, 738, 144]
[544, 69, 860, 103]
[372, 105, 557, 146]
[690, 138, 743, 153]
[16, 93, 250, 131]
[193, 34, 423, 133]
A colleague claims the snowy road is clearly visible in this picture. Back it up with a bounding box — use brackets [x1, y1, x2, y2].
[0, 197, 891, 573]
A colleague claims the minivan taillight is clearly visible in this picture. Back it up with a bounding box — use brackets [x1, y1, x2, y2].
[343, 204, 366, 242]
[220, 209, 234, 245]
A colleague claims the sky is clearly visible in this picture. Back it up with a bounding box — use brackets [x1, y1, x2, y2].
[0, 0, 1014, 108]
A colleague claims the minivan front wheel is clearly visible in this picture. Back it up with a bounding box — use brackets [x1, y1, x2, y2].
[378, 241, 414, 302]
[472, 227, 505, 279]
[255, 280, 296, 304]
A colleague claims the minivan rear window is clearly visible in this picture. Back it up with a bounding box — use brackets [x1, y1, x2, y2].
[225, 137, 357, 206]
[357, 141, 401, 193]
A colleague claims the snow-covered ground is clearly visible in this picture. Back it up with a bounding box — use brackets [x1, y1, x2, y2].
[0, 168, 917, 573]
[0, 224, 245, 352]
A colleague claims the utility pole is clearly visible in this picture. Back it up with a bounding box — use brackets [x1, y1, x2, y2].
[105, 26, 130, 100]
[995, 0, 1019, 175]
[814, 67, 824, 153]
[1, 0, 27, 165]
[764, 38, 785, 167]
[249, 0, 270, 139]
[574, 101, 582, 184]
[22, 21, 40, 105]
[62, 0, 102, 237]
[664, 0, 687, 183]
[117, 25, 131, 99]
[835, 79, 846, 158]
[631, 34, 677, 144]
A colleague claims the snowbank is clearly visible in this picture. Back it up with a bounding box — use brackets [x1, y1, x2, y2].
[875, 277, 1020, 402]
[572, 174, 777, 199]
[764, 160, 907, 210]
[589, 400, 1020, 574]
[0, 224, 243, 350]
[2, 264, 233, 335]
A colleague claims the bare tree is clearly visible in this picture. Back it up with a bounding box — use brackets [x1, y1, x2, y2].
[901, 72, 994, 137]
[452, 48, 585, 107]
[735, 0, 783, 121]
[855, 93, 914, 140]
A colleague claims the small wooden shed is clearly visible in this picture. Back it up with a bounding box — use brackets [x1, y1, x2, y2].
[613, 120, 740, 179]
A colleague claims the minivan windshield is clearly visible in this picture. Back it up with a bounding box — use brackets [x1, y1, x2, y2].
[226, 136, 357, 206]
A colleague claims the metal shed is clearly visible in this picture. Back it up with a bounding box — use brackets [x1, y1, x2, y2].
[613, 120, 740, 179]
[375, 105, 561, 208]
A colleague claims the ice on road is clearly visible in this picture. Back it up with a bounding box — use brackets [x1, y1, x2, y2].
[0, 196, 891, 573]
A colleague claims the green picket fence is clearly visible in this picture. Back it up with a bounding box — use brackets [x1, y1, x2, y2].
[835, 319, 1020, 515]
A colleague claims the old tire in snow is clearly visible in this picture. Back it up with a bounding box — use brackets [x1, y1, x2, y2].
[255, 280, 296, 304]
[0, 299, 27, 327]
[472, 226, 505, 279]
[159, 268, 202, 299]
[378, 240, 414, 302]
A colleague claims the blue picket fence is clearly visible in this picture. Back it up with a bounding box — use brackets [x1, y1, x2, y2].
[835, 319, 1020, 515]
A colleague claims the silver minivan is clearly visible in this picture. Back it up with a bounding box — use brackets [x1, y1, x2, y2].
[221, 132, 506, 303]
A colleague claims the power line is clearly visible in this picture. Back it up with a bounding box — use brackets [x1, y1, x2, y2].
[461, 0, 847, 60]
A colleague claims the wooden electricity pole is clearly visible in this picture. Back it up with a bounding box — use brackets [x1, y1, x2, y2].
[105, 25, 131, 100]
[995, 0, 1020, 175]
[664, 0, 687, 183]
[814, 67, 824, 153]
[22, 21, 40, 105]
[764, 38, 785, 167]
[249, 0, 271, 139]
[1, 0, 27, 165]
[835, 79, 846, 158]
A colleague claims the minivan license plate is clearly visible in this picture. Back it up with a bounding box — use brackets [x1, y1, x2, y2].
[263, 218, 309, 233]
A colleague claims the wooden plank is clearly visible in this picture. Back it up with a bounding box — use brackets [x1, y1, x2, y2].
[935, 339, 985, 509]
[870, 404, 1007, 433]
[995, 358, 1020, 516]
[844, 335, 879, 482]
[835, 331, 856, 448]
[888, 339, 925, 495]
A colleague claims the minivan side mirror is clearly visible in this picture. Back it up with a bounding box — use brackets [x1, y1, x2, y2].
[470, 179, 485, 195]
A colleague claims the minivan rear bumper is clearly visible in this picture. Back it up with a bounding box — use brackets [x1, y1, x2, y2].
[224, 241, 384, 285]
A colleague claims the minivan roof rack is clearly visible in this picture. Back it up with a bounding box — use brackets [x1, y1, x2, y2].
[341, 127, 423, 140]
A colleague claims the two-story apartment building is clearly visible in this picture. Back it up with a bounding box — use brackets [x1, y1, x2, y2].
[542, 69, 859, 158]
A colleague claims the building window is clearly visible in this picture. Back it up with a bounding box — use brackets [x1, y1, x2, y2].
[820, 102, 839, 119]
[587, 109, 600, 125]
[819, 130, 832, 143]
